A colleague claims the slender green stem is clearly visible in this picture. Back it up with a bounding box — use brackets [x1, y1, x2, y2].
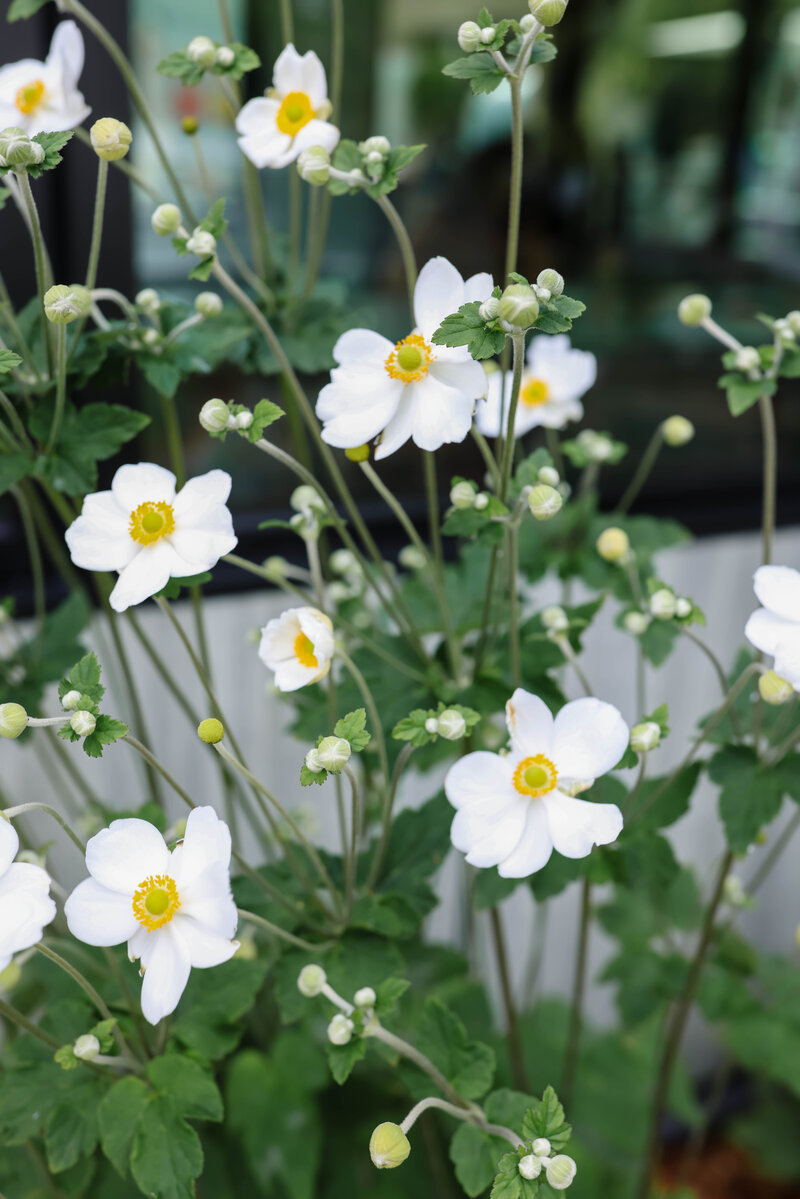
[759, 394, 777, 565]
[749, 807, 800, 894]
[471, 426, 500, 489]
[373, 193, 417, 314]
[400, 1094, 524, 1148]
[3, 803, 85, 854]
[336, 648, 390, 783]
[17, 171, 53, 371]
[562, 876, 591, 1107]
[85, 158, 108, 292]
[343, 765, 360, 914]
[279, 0, 295, 41]
[615, 427, 664, 516]
[287, 168, 303, 299]
[0, 995, 60, 1049]
[236, 907, 327, 952]
[498, 335, 526, 502]
[74, 125, 162, 203]
[217, 0, 236, 41]
[367, 742, 414, 889]
[10, 486, 45, 633]
[36, 943, 137, 1060]
[44, 323, 67, 455]
[424, 452, 463, 679]
[489, 905, 528, 1091]
[679, 626, 742, 738]
[545, 427, 566, 478]
[508, 527, 521, 689]
[504, 76, 524, 283]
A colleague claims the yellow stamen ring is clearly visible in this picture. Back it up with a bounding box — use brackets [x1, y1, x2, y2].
[132, 874, 181, 931]
[15, 79, 45, 116]
[129, 500, 176, 546]
[294, 631, 319, 669]
[384, 333, 435, 384]
[276, 90, 315, 135]
[519, 377, 550, 407]
[512, 754, 558, 798]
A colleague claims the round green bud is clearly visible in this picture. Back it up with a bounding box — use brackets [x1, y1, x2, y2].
[528, 484, 563, 521]
[215, 45, 236, 67]
[498, 283, 540, 329]
[437, 709, 467, 740]
[359, 135, 391, 157]
[135, 287, 160, 315]
[0, 127, 44, 168]
[234, 935, 258, 960]
[354, 986, 376, 1008]
[541, 605, 568, 632]
[0, 961, 21, 991]
[545, 1155, 577, 1190]
[316, 736, 351, 772]
[734, 346, 760, 373]
[759, 670, 794, 706]
[297, 964, 326, 996]
[474, 492, 490, 511]
[537, 268, 565, 296]
[723, 875, 747, 907]
[624, 611, 650, 636]
[73, 1033, 100, 1060]
[528, 0, 568, 26]
[345, 443, 370, 462]
[678, 293, 711, 327]
[479, 296, 501, 322]
[290, 484, 321, 513]
[186, 227, 216, 256]
[675, 597, 692, 619]
[44, 284, 91, 324]
[631, 721, 660, 753]
[61, 689, 82, 711]
[194, 291, 223, 318]
[661, 415, 694, 447]
[187, 35, 216, 68]
[70, 710, 96, 737]
[199, 399, 230, 433]
[649, 589, 677, 620]
[519, 1155, 543, 1180]
[297, 145, 331, 185]
[398, 544, 426, 571]
[151, 203, 182, 236]
[532, 1139, 551, 1157]
[450, 481, 476, 509]
[370, 1122, 411, 1169]
[596, 526, 630, 563]
[330, 549, 359, 575]
[305, 747, 324, 774]
[197, 717, 224, 744]
[263, 555, 289, 580]
[90, 117, 132, 161]
[181, 115, 199, 136]
[0, 703, 28, 739]
[457, 21, 483, 52]
[327, 1013, 354, 1045]
[538, 465, 560, 487]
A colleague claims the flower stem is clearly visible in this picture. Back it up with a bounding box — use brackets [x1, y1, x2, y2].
[16, 171, 53, 372]
[236, 907, 329, 953]
[342, 765, 360, 915]
[3, 803, 85, 854]
[561, 876, 591, 1107]
[615, 426, 664, 516]
[504, 76, 524, 283]
[85, 157, 107, 293]
[373, 193, 417, 315]
[44, 324, 67, 455]
[400, 1095, 524, 1148]
[336, 648, 390, 784]
[425, 453, 463, 679]
[489, 905, 528, 1092]
[758, 393, 777, 565]
[366, 742, 414, 889]
[36, 943, 138, 1060]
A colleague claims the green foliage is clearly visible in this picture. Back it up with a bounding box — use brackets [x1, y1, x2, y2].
[718, 371, 776, 416]
[157, 43, 260, 86]
[7, 0, 52, 19]
[392, 702, 480, 747]
[28, 399, 150, 495]
[416, 996, 496, 1100]
[248, 398, 284, 442]
[443, 53, 507, 95]
[521, 1086, 571, 1150]
[328, 139, 426, 197]
[708, 745, 794, 853]
[0, 349, 22, 373]
[433, 300, 507, 359]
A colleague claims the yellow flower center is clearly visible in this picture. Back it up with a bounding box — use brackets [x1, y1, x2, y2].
[129, 500, 176, 546]
[385, 333, 435, 384]
[276, 91, 315, 136]
[512, 754, 558, 798]
[15, 79, 46, 116]
[520, 377, 550, 407]
[294, 631, 319, 669]
[132, 874, 181, 931]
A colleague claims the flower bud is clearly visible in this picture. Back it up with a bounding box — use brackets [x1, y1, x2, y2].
[759, 670, 794, 706]
[215, 45, 236, 67]
[0, 703, 27, 739]
[649, 589, 677, 620]
[197, 717, 224, 744]
[473, 492, 490, 511]
[345, 444, 370, 462]
[538, 465, 560, 486]
[624, 611, 650, 636]
[0, 127, 44, 168]
[541, 605, 568, 633]
[537, 268, 565, 296]
[786, 310, 800, 336]
[235, 411, 253, 431]
[360, 135, 391, 157]
[457, 21, 483, 52]
[528, 0, 568, 26]
[480, 25, 496, 43]
[578, 430, 615, 462]
[297, 964, 326, 996]
[61, 690, 82, 711]
[450, 481, 476, 509]
[44, 284, 91, 324]
[73, 1033, 100, 1061]
[678, 293, 711, 327]
[142, 328, 160, 347]
[774, 317, 796, 341]
[290, 484, 322, 513]
[186, 227, 217, 257]
[546, 1155, 577, 1190]
[370, 1122, 411, 1169]
[263, 555, 289, 580]
[90, 117, 132, 161]
[195, 291, 223, 318]
[187, 35, 217, 68]
[498, 283, 540, 329]
[70, 710, 96, 737]
[354, 986, 376, 1008]
[437, 709, 467, 741]
[424, 717, 439, 735]
[305, 747, 324, 774]
[528, 484, 563, 521]
[327, 1013, 354, 1045]
[151, 203, 182, 236]
[519, 1155, 542, 1180]
[477, 300, 499, 328]
[631, 721, 660, 753]
[675, 597, 692, 619]
[399, 545, 426, 571]
[297, 145, 331, 185]
[661, 415, 694, 447]
[135, 288, 160, 315]
[596, 527, 630, 563]
[199, 398, 230, 433]
[330, 549, 358, 575]
[316, 736, 351, 772]
[532, 1138, 551, 1157]
[723, 875, 747, 908]
[734, 346, 760, 373]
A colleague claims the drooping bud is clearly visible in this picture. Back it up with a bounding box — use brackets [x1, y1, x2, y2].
[316, 736, 351, 772]
[151, 203, 182, 236]
[215, 45, 236, 67]
[661, 415, 694, 447]
[370, 1122, 411, 1169]
[195, 291, 223, 318]
[528, 0, 568, 26]
[532, 1139, 551, 1157]
[0, 127, 44, 169]
[596, 527, 630, 563]
[70, 710, 96, 737]
[44, 284, 91, 324]
[186, 227, 217, 257]
[297, 964, 326, 996]
[759, 671, 794, 706]
[537, 268, 565, 296]
[541, 605, 568, 633]
[0, 703, 28, 739]
[546, 1155, 577, 1190]
[538, 465, 560, 486]
[327, 1013, 354, 1045]
[197, 717, 224, 744]
[457, 21, 483, 52]
[73, 1033, 100, 1061]
[354, 986, 376, 1008]
[136, 288, 160, 315]
[624, 611, 650, 636]
[630, 721, 661, 753]
[678, 294, 711, 327]
[519, 1155, 543, 1180]
[479, 296, 500, 322]
[498, 283, 540, 330]
[297, 145, 331, 185]
[61, 690, 82, 711]
[199, 399, 231, 433]
[90, 117, 132, 161]
[450, 481, 476, 509]
[437, 709, 467, 741]
[734, 346, 760, 373]
[187, 36, 217, 68]
[649, 589, 677, 620]
[528, 484, 563, 521]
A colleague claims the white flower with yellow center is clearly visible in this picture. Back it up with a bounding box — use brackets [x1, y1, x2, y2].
[745, 565, 800, 691]
[444, 689, 628, 878]
[0, 818, 57, 970]
[258, 606, 335, 691]
[476, 334, 597, 438]
[64, 463, 237, 613]
[235, 43, 339, 169]
[317, 257, 491, 458]
[64, 808, 238, 1025]
[0, 22, 90, 136]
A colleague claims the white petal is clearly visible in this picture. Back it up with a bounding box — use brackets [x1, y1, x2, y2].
[333, 328, 395, 366]
[745, 608, 799, 656]
[551, 698, 629, 781]
[463, 272, 495, 303]
[774, 638, 800, 689]
[527, 334, 596, 400]
[139, 925, 192, 1024]
[259, 609, 301, 667]
[455, 797, 528, 868]
[543, 792, 623, 858]
[238, 128, 293, 169]
[179, 864, 239, 939]
[273, 43, 311, 97]
[374, 396, 416, 459]
[47, 20, 85, 91]
[318, 380, 401, 447]
[235, 96, 280, 137]
[754, 566, 800, 622]
[0, 819, 20, 877]
[65, 876, 139, 946]
[297, 608, 334, 660]
[0, 864, 56, 957]
[172, 807, 232, 887]
[86, 818, 169, 894]
[497, 802, 554, 877]
[409, 374, 473, 452]
[445, 751, 513, 811]
[414, 256, 465, 341]
[505, 689, 555, 758]
[273, 658, 327, 690]
[296, 49, 329, 108]
[108, 542, 176, 612]
[172, 469, 232, 522]
[533, 398, 584, 430]
[286, 119, 340, 163]
[168, 523, 237, 570]
[111, 463, 176, 512]
[65, 491, 137, 572]
[175, 914, 238, 968]
[429, 356, 488, 399]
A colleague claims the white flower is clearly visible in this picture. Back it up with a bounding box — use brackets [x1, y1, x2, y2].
[444, 689, 628, 878]
[0, 21, 90, 136]
[235, 43, 339, 169]
[317, 257, 491, 458]
[475, 334, 596, 438]
[0, 818, 56, 971]
[64, 807, 238, 1025]
[259, 606, 335, 691]
[65, 463, 237, 613]
[745, 565, 800, 691]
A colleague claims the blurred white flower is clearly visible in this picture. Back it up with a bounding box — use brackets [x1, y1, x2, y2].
[236, 44, 339, 169]
[0, 21, 90, 135]
[476, 334, 596, 438]
[745, 565, 800, 690]
[0, 818, 56, 970]
[259, 606, 335, 690]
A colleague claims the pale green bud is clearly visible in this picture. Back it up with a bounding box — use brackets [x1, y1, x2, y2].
[541, 605, 568, 633]
[359, 135, 390, 157]
[538, 465, 560, 486]
[479, 296, 501, 322]
[90, 117, 132, 161]
[297, 145, 331, 185]
[215, 45, 236, 67]
[528, 0, 568, 26]
[546, 1155, 577, 1190]
[263, 555, 289, 580]
[370, 1122, 411, 1169]
[786, 310, 800, 336]
[290, 484, 322, 513]
[723, 875, 748, 908]
[519, 1155, 542, 1180]
[0, 127, 44, 168]
[73, 1033, 100, 1060]
[734, 346, 760, 372]
[0, 703, 27, 739]
[450, 481, 476, 509]
[624, 611, 650, 636]
[649, 589, 677, 620]
[631, 721, 660, 753]
[437, 709, 467, 740]
[199, 398, 230, 433]
[195, 291, 223, 318]
[537, 268, 565, 296]
[520, 14, 538, 32]
[186, 227, 216, 257]
[675, 597, 692, 619]
[596, 526, 630, 563]
[316, 736, 351, 772]
[528, 484, 562, 521]
[235, 411, 253, 430]
[532, 1139, 551, 1157]
[151, 203, 182, 236]
[0, 961, 21, 991]
[44, 284, 91, 324]
[327, 1013, 354, 1045]
[197, 717, 224, 744]
[297, 964, 326, 996]
[759, 670, 794, 706]
[498, 283, 539, 329]
[136, 288, 160, 315]
[398, 545, 426, 571]
[678, 293, 711, 327]
[457, 21, 483, 52]
[61, 690, 82, 711]
[474, 492, 490, 511]
[141, 327, 160, 347]
[187, 35, 217, 68]
[661, 415, 694, 447]
[330, 549, 359, 575]
[480, 26, 496, 43]
[354, 986, 376, 1008]
[70, 710, 96, 737]
[305, 747, 324, 773]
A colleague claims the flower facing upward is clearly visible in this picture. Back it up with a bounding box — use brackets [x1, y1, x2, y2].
[475, 334, 596, 438]
[316, 257, 491, 458]
[444, 689, 628, 878]
[0, 22, 90, 135]
[259, 606, 335, 691]
[0, 818, 56, 971]
[745, 566, 800, 691]
[64, 463, 237, 613]
[235, 44, 339, 169]
[65, 808, 238, 1025]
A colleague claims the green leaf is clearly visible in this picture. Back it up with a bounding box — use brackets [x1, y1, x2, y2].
[32, 401, 150, 496]
[432, 300, 506, 360]
[140, 356, 182, 399]
[155, 572, 213, 601]
[718, 372, 777, 417]
[157, 49, 205, 86]
[326, 1034, 366, 1084]
[248, 398, 284, 442]
[45, 1098, 100, 1173]
[625, 762, 701, 831]
[521, 1085, 571, 1151]
[417, 996, 496, 1100]
[223, 42, 261, 80]
[7, 0, 52, 18]
[59, 652, 104, 707]
[333, 708, 371, 752]
[708, 745, 785, 853]
[491, 1151, 523, 1199]
[171, 957, 267, 1059]
[98, 1077, 150, 1179]
[26, 130, 73, 178]
[0, 349, 22, 373]
[300, 763, 328, 786]
[451, 1123, 504, 1197]
[145, 1056, 223, 1122]
[82, 715, 129, 758]
[0, 451, 32, 496]
[374, 976, 410, 1018]
[443, 53, 505, 95]
[129, 1095, 203, 1199]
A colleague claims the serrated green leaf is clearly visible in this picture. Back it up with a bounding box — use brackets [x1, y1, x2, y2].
[718, 372, 776, 417]
[248, 398, 284, 442]
[145, 1056, 223, 1122]
[521, 1085, 571, 1150]
[417, 996, 496, 1100]
[0, 349, 22, 373]
[432, 301, 506, 360]
[333, 708, 371, 752]
[98, 1076, 150, 1179]
[443, 53, 505, 95]
[709, 746, 785, 853]
[8, 0, 52, 18]
[129, 1095, 203, 1199]
[25, 130, 73, 178]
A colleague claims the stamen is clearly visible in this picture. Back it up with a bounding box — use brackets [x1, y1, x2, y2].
[512, 754, 558, 798]
[15, 79, 45, 116]
[129, 500, 176, 546]
[276, 91, 315, 135]
[132, 874, 180, 931]
[520, 378, 550, 407]
[385, 333, 435, 384]
[294, 631, 319, 669]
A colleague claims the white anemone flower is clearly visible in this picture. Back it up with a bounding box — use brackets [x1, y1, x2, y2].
[235, 43, 339, 169]
[64, 807, 238, 1025]
[316, 257, 491, 458]
[476, 334, 597, 438]
[745, 565, 800, 691]
[0, 818, 56, 970]
[259, 606, 335, 691]
[0, 22, 90, 136]
[65, 463, 237, 613]
[444, 689, 628, 878]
